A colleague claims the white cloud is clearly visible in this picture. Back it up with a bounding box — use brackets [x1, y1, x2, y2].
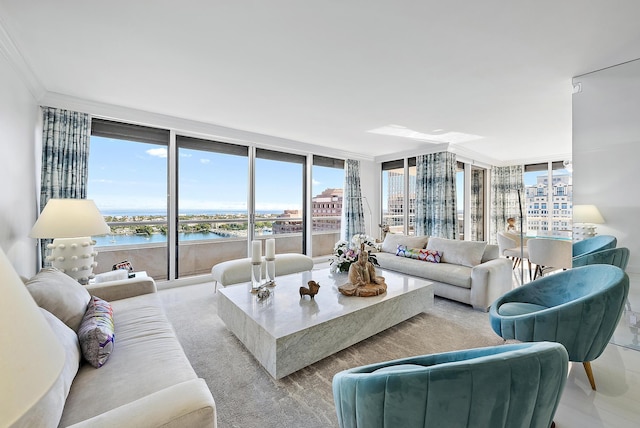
[200, 159, 210, 164]
[146, 148, 167, 158]
[180, 153, 192, 158]
[312, 179, 321, 186]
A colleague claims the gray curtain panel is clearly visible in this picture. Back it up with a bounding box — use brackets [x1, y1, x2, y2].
[342, 159, 365, 243]
[38, 107, 91, 264]
[470, 168, 484, 241]
[490, 165, 524, 244]
[415, 152, 458, 239]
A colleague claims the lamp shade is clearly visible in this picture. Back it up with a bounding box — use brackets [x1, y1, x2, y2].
[0, 247, 65, 426]
[573, 205, 605, 224]
[29, 199, 111, 238]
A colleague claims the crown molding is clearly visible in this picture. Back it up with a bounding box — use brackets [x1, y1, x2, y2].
[40, 91, 374, 162]
[0, 14, 46, 101]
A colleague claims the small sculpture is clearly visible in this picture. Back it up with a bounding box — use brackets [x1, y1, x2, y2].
[299, 280, 320, 299]
[256, 285, 271, 301]
[339, 244, 387, 297]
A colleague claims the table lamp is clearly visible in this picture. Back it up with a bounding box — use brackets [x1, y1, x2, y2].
[572, 204, 605, 241]
[29, 198, 111, 283]
[0, 247, 66, 426]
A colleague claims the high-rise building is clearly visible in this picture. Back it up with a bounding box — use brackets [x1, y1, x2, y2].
[272, 188, 343, 234]
[525, 174, 572, 237]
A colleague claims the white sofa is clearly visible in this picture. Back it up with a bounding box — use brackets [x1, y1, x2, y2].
[374, 234, 512, 311]
[20, 268, 216, 428]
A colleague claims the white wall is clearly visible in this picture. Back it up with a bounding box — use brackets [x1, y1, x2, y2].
[0, 54, 39, 276]
[572, 58, 640, 273]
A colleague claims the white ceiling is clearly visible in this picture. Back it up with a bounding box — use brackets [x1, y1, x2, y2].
[1, 1, 640, 164]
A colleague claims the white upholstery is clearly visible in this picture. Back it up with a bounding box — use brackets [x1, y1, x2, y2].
[211, 253, 314, 291]
[18, 272, 217, 428]
[375, 236, 512, 311]
[528, 238, 573, 278]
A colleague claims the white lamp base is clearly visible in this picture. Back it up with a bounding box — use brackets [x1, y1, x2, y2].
[46, 237, 98, 284]
[572, 223, 597, 242]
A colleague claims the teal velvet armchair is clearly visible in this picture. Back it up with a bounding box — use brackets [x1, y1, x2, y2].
[332, 342, 568, 428]
[489, 265, 629, 390]
[572, 235, 617, 258]
[572, 247, 629, 270]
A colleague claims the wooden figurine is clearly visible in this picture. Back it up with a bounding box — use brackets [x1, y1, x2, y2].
[299, 280, 320, 299]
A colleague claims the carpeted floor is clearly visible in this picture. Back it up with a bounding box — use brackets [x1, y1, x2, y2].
[159, 281, 505, 428]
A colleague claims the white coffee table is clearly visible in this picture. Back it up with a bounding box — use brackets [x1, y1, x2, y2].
[217, 267, 434, 379]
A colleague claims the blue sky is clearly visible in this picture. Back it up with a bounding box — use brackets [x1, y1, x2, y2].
[88, 137, 344, 213]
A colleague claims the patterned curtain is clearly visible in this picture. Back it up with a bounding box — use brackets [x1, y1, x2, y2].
[490, 165, 524, 244]
[342, 159, 365, 242]
[38, 107, 91, 263]
[415, 152, 458, 239]
[469, 168, 484, 241]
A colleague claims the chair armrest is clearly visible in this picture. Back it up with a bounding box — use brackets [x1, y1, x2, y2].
[470, 258, 513, 311]
[66, 379, 216, 428]
[85, 276, 157, 301]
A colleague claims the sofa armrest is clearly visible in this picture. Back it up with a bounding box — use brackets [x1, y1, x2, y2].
[470, 258, 513, 311]
[66, 379, 216, 428]
[85, 276, 157, 301]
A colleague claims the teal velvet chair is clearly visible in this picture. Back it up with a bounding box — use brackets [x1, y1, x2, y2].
[489, 265, 629, 390]
[332, 342, 568, 428]
[572, 235, 617, 258]
[572, 247, 629, 270]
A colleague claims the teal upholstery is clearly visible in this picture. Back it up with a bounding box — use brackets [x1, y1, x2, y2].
[572, 235, 617, 258]
[489, 265, 629, 389]
[332, 342, 568, 428]
[572, 247, 629, 270]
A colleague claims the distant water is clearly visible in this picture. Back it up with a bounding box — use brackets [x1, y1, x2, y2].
[94, 229, 272, 247]
[100, 209, 280, 217]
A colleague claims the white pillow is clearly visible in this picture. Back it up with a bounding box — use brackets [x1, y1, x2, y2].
[93, 269, 129, 283]
[381, 234, 429, 254]
[26, 268, 91, 332]
[426, 237, 488, 267]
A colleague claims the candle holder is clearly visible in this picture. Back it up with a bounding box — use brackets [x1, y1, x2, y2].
[251, 261, 262, 292]
[265, 257, 276, 286]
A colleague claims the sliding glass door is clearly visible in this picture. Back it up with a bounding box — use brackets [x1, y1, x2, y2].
[176, 136, 249, 277]
[255, 149, 306, 254]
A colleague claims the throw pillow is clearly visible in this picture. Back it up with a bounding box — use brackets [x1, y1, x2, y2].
[426, 237, 487, 267]
[26, 268, 91, 332]
[382, 234, 429, 254]
[77, 296, 115, 368]
[396, 245, 420, 259]
[395, 246, 442, 263]
[421, 249, 442, 263]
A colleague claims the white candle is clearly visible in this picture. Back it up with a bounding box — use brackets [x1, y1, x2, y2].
[266, 239, 275, 259]
[251, 240, 262, 263]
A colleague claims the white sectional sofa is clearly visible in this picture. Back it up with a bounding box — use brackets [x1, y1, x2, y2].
[20, 268, 216, 428]
[374, 234, 512, 311]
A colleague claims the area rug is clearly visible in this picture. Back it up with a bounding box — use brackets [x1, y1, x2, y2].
[159, 281, 505, 428]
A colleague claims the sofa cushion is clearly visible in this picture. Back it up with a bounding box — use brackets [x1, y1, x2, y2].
[381, 234, 429, 254]
[376, 252, 472, 288]
[26, 268, 91, 332]
[427, 237, 488, 267]
[78, 296, 115, 368]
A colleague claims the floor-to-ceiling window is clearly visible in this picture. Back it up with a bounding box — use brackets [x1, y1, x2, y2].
[255, 148, 306, 254]
[311, 156, 344, 256]
[381, 158, 416, 235]
[524, 161, 572, 238]
[176, 136, 249, 277]
[88, 119, 170, 280]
